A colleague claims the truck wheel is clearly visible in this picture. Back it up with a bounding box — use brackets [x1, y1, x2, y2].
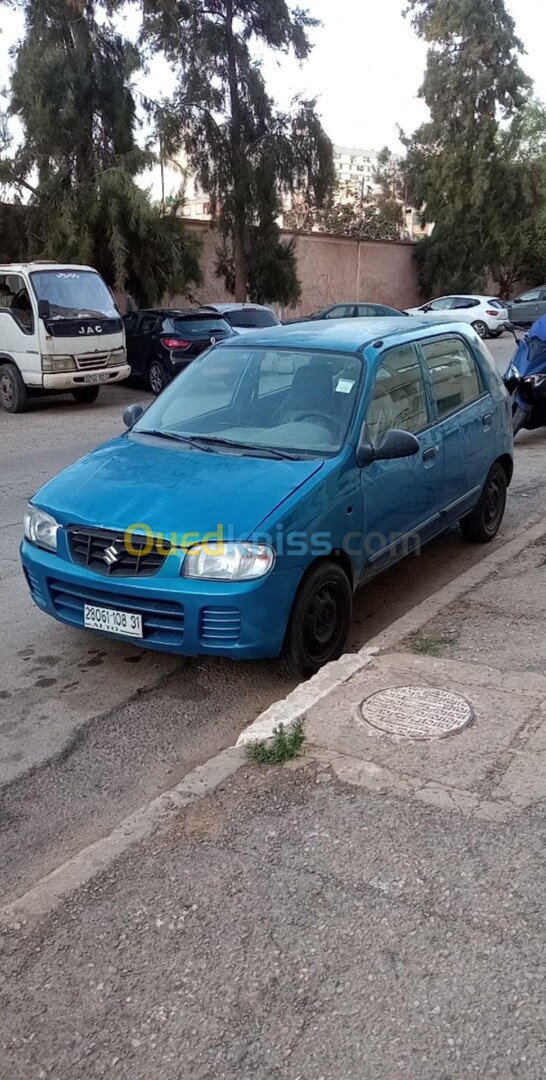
[72, 387, 100, 404]
[281, 561, 352, 679]
[0, 363, 28, 413]
[460, 462, 507, 544]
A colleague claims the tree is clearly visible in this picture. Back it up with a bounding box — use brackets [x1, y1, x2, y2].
[373, 146, 406, 232]
[143, 0, 334, 303]
[1, 0, 201, 305]
[403, 0, 533, 294]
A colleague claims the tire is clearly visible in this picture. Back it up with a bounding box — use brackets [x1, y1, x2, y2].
[148, 359, 168, 395]
[471, 320, 489, 339]
[512, 404, 527, 437]
[71, 386, 100, 404]
[281, 561, 352, 679]
[460, 462, 507, 544]
[0, 363, 28, 413]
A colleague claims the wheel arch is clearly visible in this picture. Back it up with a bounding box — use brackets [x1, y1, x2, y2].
[496, 453, 513, 487]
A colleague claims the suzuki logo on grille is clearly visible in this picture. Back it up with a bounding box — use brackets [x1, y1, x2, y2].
[103, 543, 122, 566]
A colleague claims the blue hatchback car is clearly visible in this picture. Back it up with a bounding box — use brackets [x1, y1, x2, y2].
[21, 318, 513, 677]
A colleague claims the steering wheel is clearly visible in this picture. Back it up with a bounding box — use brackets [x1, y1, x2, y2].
[296, 411, 340, 438]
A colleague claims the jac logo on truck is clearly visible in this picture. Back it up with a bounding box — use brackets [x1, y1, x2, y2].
[78, 325, 104, 335]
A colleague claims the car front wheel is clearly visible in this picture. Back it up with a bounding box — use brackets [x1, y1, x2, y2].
[282, 561, 352, 679]
[0, 363, 28, 413]
[460, 462, 507, 543]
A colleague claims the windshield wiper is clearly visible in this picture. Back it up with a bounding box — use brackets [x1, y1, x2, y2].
[135, 430, 214, 452]
[191, 435, 301, 460]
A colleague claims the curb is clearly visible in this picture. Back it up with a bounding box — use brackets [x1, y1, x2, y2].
[0, 746, 245, 927]
[236, 511, 546, 747]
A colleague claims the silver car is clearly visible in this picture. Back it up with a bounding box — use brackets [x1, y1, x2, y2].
[506, 287, 546, 328]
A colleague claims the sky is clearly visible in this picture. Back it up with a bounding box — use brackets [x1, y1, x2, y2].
[1, 0, 546, 198]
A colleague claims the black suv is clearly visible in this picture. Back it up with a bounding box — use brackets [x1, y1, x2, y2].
[124, 308, 234, 394]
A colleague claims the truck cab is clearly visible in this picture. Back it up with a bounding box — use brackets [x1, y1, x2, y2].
[0, 262, 130, 413]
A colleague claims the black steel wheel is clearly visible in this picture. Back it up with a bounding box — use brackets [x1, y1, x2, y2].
[281, 561, 352, 678]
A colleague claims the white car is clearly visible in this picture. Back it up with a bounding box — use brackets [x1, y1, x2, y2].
[204, 302, 280, 334]
[406, 295, 508, 339]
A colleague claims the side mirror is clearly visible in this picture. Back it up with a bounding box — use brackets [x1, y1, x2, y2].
[38, 299, 51, 319]
[512, 297, 522, 304]
[421, 304, 432, 313]
[123, 403, 144, 428]
[356, 424, 420, 467]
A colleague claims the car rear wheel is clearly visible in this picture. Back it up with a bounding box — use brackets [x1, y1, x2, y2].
[281, 561, 352, 679]
[471, 320, 489, 339]
[148, 359, 168, 395]
[460, 462, 507, 544]
[0, 363, 28, 413]
[72, 387, 100, 404]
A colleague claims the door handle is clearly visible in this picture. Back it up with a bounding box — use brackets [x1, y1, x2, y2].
[422, 446, 439, 462]
[482, 413, 492, 428]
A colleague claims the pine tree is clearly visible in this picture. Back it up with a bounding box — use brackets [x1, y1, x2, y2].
[143, 0, 334, 303]
[2, 0, 201, 304]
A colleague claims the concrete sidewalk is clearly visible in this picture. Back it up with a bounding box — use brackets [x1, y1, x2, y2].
[2, 523, 546, 1079]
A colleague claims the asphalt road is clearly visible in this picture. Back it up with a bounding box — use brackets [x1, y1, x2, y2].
[2, 335, 546, 904]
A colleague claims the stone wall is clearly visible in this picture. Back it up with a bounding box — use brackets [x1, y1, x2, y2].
[169, 220, 421, 316]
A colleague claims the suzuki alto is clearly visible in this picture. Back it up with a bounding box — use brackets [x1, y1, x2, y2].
[21, 318, 513, 677]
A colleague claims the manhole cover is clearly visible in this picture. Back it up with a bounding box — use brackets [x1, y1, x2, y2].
[359, 685, 474, 740]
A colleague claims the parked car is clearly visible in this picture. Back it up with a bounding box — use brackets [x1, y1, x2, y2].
[506, 286, 546, 328]
[124, 308, 234, 394]
[21, 317, 512, 678]
[405, 295, 508, 338]
[204, 302, 280, 332]
[284, 302, 407, 324]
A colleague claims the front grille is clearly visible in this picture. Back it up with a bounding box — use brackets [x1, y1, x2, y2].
[48, 580, 184, 646]
[200, 606, 242, 645]
[75, 355, 108, 370]
[67, 526, 171, 577]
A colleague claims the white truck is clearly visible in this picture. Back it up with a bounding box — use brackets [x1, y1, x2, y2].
[0, 262, 130, 413]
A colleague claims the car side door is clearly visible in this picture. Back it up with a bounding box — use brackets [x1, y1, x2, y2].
[511, 289, 541, 327]
[418, 334, 493, 520]
[358, 341, 444, 581]
[126, 314, 158, 378]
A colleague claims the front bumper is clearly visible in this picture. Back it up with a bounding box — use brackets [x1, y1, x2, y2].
[21, 539, 302, 660]
[42, 366, 130, 390]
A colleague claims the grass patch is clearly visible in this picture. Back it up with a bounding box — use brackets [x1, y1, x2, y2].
[246, 720, 305, 764]
[410, 633, 454, 657]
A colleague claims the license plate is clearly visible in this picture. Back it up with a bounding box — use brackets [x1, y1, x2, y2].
[84, 604, 143, 638]
[82, 372, 110, 384]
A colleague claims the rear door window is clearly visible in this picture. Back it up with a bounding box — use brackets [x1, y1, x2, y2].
[138, 314, 159, 335]
[451, 297, 479, 309]
[324, 305, 355, 319]
[421, 337, 482, 419]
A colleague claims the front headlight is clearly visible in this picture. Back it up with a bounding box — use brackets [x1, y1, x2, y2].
[23, 504, 59, 552]
[182, 542, 275, 581]
[41, 356, 76, 372]
[506, 363, 520, 381]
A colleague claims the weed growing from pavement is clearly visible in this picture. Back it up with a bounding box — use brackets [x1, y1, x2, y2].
[246, 720, 305, 764]
[410, 633, 454, 657]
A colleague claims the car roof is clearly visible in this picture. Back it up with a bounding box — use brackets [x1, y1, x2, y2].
[214, 316, 476, 353]
[205, 302, 275, 313]
[133, 308, 230, 318]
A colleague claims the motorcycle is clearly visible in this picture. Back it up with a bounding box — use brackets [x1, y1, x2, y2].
[503, 315, 546, 436]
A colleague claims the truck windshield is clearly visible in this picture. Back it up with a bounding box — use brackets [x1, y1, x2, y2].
[30, 270, 118, 319]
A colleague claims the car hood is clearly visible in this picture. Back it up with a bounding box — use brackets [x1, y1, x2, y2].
[33, 434, 324, 540]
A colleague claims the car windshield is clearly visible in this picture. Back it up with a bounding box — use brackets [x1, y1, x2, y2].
[30, 270, 118, 319]
[224, 308, 277, 328]
[165, 316, 231, 337]
[133, 346, 363, 457]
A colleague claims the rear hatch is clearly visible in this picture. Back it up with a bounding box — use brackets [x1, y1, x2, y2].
[161, 314, 233, 359]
